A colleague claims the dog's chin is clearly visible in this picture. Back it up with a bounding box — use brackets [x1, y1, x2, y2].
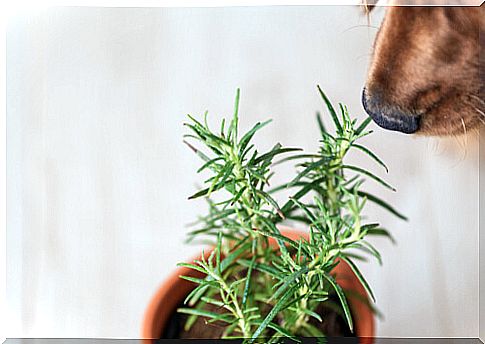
[416, 105, 482, 136]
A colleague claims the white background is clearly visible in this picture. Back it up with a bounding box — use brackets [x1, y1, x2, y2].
[6, 6, 480, 338]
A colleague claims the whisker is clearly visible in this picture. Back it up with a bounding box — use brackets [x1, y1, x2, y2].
[341, 24, 380, 34]
[469, 94, 485, 105]
[461, 117, 467, 137]
[355, 53, 373, 62]
[476, 115, 485, 125]
[474, 107, 485, 118]
[455, 119, 467, 161]
[463, 97, 484, 110]
[471, 108, 485, 126]
[462, 98, 485, 124]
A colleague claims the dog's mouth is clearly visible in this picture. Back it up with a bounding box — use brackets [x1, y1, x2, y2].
[415, 91, 484, 136]
[362, 88, 421, 134]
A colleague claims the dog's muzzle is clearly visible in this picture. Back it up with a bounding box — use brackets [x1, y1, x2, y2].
[362, 88, 421, 134]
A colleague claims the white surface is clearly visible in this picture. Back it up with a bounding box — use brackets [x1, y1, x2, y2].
[480, 128, 484, 343]
[6, 6, 480, 338]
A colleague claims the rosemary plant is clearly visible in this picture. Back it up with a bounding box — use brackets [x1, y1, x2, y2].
[178, 87, 405, 342]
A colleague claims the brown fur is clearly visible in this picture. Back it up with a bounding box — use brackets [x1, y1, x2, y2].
[363, 5, 484, 136]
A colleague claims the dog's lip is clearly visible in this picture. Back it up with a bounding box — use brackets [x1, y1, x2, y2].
[418, 93, 449, 116]
[362, 88, 421, 134]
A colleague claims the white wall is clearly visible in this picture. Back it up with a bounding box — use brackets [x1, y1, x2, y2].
[480, 128, 484, 342]
[7, 6, 480, 339]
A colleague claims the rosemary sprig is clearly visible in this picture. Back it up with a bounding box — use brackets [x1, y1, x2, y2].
[178, 87, 404, 342]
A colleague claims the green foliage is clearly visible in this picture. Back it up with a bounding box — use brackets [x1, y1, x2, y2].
[178, 87, 404, 342]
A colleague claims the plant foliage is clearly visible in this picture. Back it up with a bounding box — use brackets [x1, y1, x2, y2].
[178, 87, 404, 342]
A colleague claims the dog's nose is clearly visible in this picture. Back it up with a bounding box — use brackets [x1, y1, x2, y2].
[362, 88, 421, 134]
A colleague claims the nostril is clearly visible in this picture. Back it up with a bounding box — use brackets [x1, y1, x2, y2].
[362, 87, 421, 134]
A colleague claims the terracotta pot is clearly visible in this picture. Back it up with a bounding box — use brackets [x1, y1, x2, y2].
[141, 229, 375, 343]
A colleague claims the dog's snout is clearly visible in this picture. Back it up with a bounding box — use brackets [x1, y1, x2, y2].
[362, 88, 421, 134]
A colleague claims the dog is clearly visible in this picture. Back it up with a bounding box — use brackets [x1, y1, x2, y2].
[362, 3, 484, 136]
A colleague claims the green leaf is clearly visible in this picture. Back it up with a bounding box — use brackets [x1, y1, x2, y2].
[302, 322, 325, 338]
[242, 243, 257, 308]
[322, 273, 353, 332]
[273, 153, 322, 166]
[255, 190, 284, 218]
[183, 139, 211, 162]
[252, 320, 297, 340]
[219, 239, 252, 272]
[188, 187, 211, 200]
[268, 266, 308, 303]
[250, 286, 295, 341]
[200, 296, 225, 307]
[340, 256, 376, 302]
[216, 232, 222, 273]
[361, 240, 383, 265]
[207, 163, 234, 197]
[290, 158, 329, 186]
[189, 176, 237, 201]
[183, 313, 199, 332]
[343, 165, 396, 191]
[352, 144, 388, 173]
[220, 117, 226, 136]
[243, 307, 260, 314]
[228, 88, 241, 143]
[254, 146, 302, 165]
[182, 301, 210, 331]
[355, 116, 372, 135]
[343, 252, 368, 262]
[316, 111, 326, 135]
[339, 103, 348, 127]
[257, 217, 299, 252]
[197, 156, 224, 173]
[366, 228, 396, 244]
[221, 322, 241, 339]
[230, 185, 247, 205]
[177, 262, 207, 275]
[350, 241, 382, 265]
[360, 223, 380, 231]
[185, 239, 251, 306]
[241, 143, 255, 161]
[278, 176, 326, 219]
[177, 308, 232, 323]
[317, 85, 342, 133]
[355, 190, 407, 220]
[290, 197, 318, 225]
[229, 277, 247, 290]
[184, 122, 228, 148]
[266, 322, 296, 340]
[300, 308, 323, 322]
[179, 275, 207, 285]
[239, 119, 272, 153]
[186, 114, 206, 131]
[238, 259, 281, 278]
[184, 284, 210, 306]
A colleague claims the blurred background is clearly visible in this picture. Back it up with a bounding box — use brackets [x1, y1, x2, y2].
[7, 6, 480, 339]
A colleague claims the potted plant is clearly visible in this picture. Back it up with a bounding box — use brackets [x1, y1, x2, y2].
[142, 87, 405, 342]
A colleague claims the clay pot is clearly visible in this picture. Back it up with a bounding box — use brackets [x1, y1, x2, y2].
[141, 229, 375, 343]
